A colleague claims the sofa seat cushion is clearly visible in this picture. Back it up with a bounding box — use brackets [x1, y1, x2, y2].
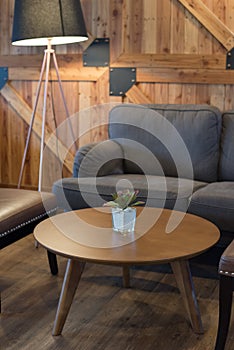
[188, 182, 234, 232]
[52, 174, 206, 212]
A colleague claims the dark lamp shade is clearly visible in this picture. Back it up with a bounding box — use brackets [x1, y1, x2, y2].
[12, 0, 88, 46]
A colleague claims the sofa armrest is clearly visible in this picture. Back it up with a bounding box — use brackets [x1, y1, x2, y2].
[73, 140, 124, 177]
[73, 142, 98, 176]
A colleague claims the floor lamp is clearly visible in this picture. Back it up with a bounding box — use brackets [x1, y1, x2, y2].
[12, 0, 88, 191]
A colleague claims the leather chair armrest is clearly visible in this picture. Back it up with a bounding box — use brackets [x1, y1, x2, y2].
[219, 240, 234, 276]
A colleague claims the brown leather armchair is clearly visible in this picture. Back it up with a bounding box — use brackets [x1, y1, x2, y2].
[214, 240, 234, 350]
[0, 188, 58, 311]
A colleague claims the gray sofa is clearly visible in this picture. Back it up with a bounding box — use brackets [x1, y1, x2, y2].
[52, 104, 234, 247]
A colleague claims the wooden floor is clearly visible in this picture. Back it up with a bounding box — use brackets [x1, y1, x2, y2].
[0, 236, 234, 350]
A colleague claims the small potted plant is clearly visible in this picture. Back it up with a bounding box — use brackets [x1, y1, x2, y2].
[104, 189, 144, 234]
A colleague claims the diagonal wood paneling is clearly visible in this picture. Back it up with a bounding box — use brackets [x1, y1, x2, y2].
[125, 85, 153, 104]
[177, 0, 234, 50]
[0, 82, 74, 173]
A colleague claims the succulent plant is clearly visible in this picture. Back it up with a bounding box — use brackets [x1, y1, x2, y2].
[103, 189, 144, 210]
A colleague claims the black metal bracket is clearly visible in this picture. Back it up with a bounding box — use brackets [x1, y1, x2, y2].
[226, 48, 234, 69]
[0, 67, 8, 89]
[82, 39, 136, 95]
[109, 68, 136, 96]
[83, 38, 109, 67]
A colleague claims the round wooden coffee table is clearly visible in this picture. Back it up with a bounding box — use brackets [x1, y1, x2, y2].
[34, 207, 220, 336]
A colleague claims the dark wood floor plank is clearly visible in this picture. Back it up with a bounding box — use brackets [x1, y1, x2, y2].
[0, 236, 234, 350]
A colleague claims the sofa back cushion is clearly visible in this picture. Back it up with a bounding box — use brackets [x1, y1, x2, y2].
[109, 104, 221, 182]
[219, 111, 234, 180]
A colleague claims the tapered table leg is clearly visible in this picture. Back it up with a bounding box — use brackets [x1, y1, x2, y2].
[47, 251, 58, 275]
[171, 260, 203, 334]
[122, 266, 130, 288]
[52, 259, 85, 336]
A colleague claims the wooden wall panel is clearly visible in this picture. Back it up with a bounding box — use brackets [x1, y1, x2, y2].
[1, 0, 234, 189]
[125, 82, 234, 112]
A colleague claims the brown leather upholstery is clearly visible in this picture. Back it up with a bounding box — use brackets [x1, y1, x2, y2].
[219, 240, 234, 276]
[214, 240, 234, 350]
[0, 188, 58, 311]
[0, 188, 57, 249]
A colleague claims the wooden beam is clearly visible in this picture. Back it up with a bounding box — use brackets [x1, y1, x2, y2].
[8, 66, 108, 81]
[177, 0, 234, 50]
[0, 55, 43, 67]
[112, 53, 226, 69]
[5, 52, 226, 71]
[137, 67, 234, 84]
[0, 82, 74, 173]
[125, 85, 153, 104]
[0, 54, 84, 68]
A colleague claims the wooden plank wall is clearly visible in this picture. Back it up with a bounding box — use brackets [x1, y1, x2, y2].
[0, 0, 234, 189]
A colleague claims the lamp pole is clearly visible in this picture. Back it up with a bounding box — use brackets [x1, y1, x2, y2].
[17, 39, 77, 191]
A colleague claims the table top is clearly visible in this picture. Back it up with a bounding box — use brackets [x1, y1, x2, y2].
[34, 207, 220, 265]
